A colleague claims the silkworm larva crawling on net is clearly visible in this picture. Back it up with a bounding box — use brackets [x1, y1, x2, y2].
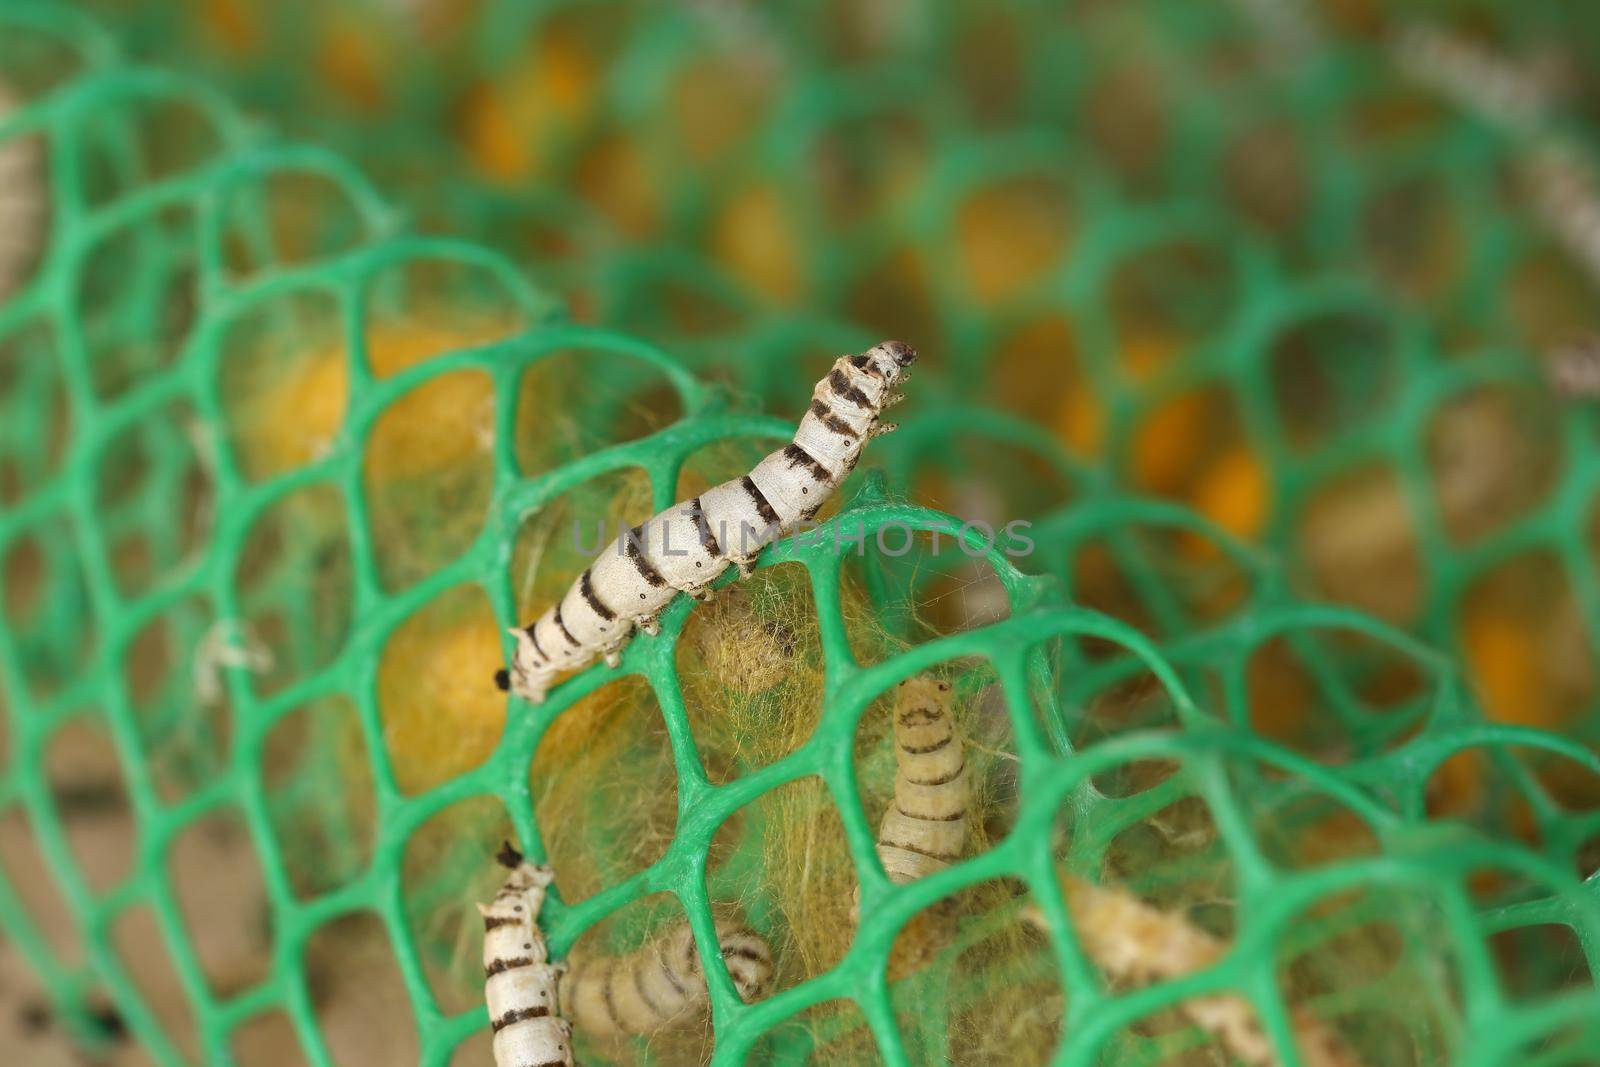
[480, 843, 574, 1067]
[1025, 875, 1364, 1067]
[496, 340, 917, 703]
[557, 918, 772, 1039]
[877, 676, 969, 885]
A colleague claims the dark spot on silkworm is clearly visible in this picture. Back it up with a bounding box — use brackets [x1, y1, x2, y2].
[782, 442, 834, 482]
[494, 669, 510, 691]
[484, 915, 520, 931]
[809, 398, 859, 438]
[497, 841, 524, 868]
[720, 944, 769, 963]
[897, 707, 940, 726]
[627, 527, 667, 587]
[486, 955, 536, 977]
[553, 607, 579, 648]
[658, 943, 690, 998]
[18, 1003, 48, 1033]
[740, 475, 780, 526]
[900, 735, 952, 755]
[895, 804, 966, 823]
[881, 838, 960, 862]
[580, 568, 615, 621]
[491, 1004, 551, 1032]
[828, 368, 871, 409]
[632, 954, 665, 1015]
[526, 625, 547, 661]
[690, 497, 721, 557]
[599, 961, 625, 1031]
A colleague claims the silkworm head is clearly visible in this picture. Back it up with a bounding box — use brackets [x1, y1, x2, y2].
[867, 340, 917, 384]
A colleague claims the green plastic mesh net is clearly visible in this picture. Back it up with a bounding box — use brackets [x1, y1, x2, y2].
[3, 2, 1600, 1066]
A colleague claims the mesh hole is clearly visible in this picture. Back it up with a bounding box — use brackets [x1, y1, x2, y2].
[76, 203, 199, 400]
[401, 794, 514, 1015]
[532, 675, 676, 900]
[45, 713, 135, 893]
[1128, 387, 1258, 540]
[1066, 665, 1189, 797]
[93, 398, 214, 600]
[1243, 626, 1433, 764]
[989, 314, 1094, 449]
[515, 349, 685, 475]
[1426, 749, 1543, 853]
[77, 94, 227, 207]
[123, 596, 231, 805]
[709, 775, 849, 996]
[230, 1009, 309, 1067]
[844, 247, 941, 361]
[0, 808, 83, 964]
[361, 257, 529, 380]
[888, 877, 1051, 1060]
[1268, 310, 1396, 454]
[1108, 238, 1238, 355]
[111, 906, 198, 1061]
[263, 694, 374, 899]
[302, 912, 419, 1065]
[1222, 121, 1308, 233]
[1249, 787, 1382, 872]
[1098, 793, 1234, 944]
[217, 287, 347, 482]
[0, 320, 71, 505]
[1, 516, 94, 704]
[1081, 59, 1169, 191]
[711, 181, 805, 306]
[1425, 384, 1561, 546]
[954, 174, 1076, 306]
[807, 110, 932, 225]
[843, 529, 1011, 663]
[233, 483, 353, 696]
[1461, 551, 1592, 731]
[167, 807, 271, 996]
[377, 583, 504, 795]
[1065, 521, 1256, 643]
[1296, 462, 1427, 625]
[1363, 174, 1466, 301]
[1489, 922, 1594, 1002]
[218, 166, 376, 281]
[363, 368, 496, 590]
[681, 567, 822, 786]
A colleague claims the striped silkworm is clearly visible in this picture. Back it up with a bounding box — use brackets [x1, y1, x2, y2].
[480, 843, 573, 1067]
[875, 676, 968, 886]
[1025, 875, 1363, 1067]
[557, 918, 772, 1039]
[496, 340, 916, 704]
[0, 81, 45, 305]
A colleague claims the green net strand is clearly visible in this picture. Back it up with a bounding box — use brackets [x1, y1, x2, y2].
[4, 4, 1600, 1067]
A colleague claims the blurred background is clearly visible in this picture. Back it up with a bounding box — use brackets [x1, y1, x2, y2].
[5, 0, 1600, 1064]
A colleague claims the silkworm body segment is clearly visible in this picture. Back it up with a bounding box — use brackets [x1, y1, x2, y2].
[499, 340, 916, 703]
[557, 919, 772, 1039]
[877, 676, 968, 884]
[480, 844, 573, 1067]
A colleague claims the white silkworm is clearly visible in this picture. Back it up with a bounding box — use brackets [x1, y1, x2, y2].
[876, 676, 968, 885]
[557, 918, 772, 1039]
[1391, 23, 1556, 133]
[497, 340, 916, 703]
[192, 620, 273, 706]
[0, 82, 46, 305]
[1025, 875, 1363, 1067]
[480, 843, 573, 1067]
[1523, 137, 1600, 286]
